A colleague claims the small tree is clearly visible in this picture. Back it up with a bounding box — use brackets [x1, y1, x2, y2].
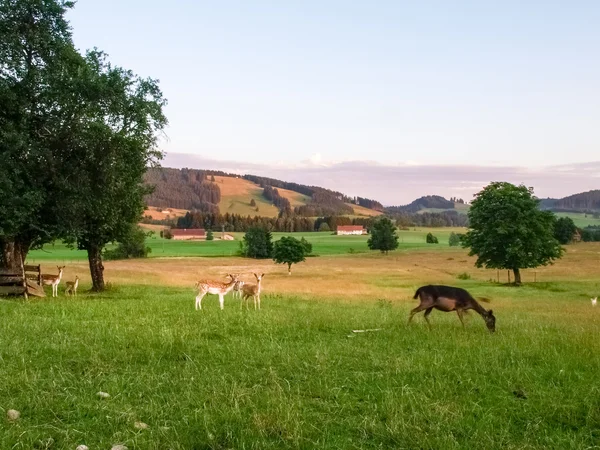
[426, 232, 439, 244]
[273, 236, 307, 275]
[163, 229, 173, 240]
[250, 199, 257, 207]
[318, 222, 331, 232]
[462, 182, 563, 285]
[554, 217, 577, 244]
[243, 227, 273, 258]
[367, 217, 399, 254]
[448, 232, 462, 246]
[300, 237, 313, 255]
[206, 229, 214, 241]
[104, 225, 151, 260]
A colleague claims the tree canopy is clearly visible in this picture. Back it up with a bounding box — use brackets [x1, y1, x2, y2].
[242, 227, 273, 259]
[462, 182, 563, 285]
[554, 217, 577, 244]
[273, 236, 308, 274]
[367, 217, 399, 254]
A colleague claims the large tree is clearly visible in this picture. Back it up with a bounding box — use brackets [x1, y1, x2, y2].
[462, 182, 563, 285]
[242, 227, 273, 259]
[367, 217, 399, 254]
[64, 50, 167, 291]
[0, 0, 79, 269]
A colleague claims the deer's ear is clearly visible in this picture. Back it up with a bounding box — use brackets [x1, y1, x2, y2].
[488, 309, 493, 315]
[262, 273, 265, 278]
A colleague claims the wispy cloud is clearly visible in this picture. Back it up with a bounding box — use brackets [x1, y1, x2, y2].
[162, 153, 600, 205]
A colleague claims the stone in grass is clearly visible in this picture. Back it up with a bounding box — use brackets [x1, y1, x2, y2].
[6, 409, 20, 421]
[134, 421, 149, 430]
[111, 445, 128, 450]
[76, 446, 89, 450]
[96, 391, 110, 399]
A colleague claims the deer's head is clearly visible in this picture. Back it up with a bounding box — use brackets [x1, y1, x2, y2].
[484, 309, 496, 332]
[254, 273, 265, 282]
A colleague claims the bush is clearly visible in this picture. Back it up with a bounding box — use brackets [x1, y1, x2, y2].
[163, 229, 173, 239]
[318, 222, 331, 232]
[426, 232, 439, 244]
[300, 237, 312, 255]
[206, 229, 214, 241]
[448, 232, 463, 246]
[554, 217, 577, 244]
[250, 199, 256, 207]
[457, 272, 471, 280]
[104, 225, 151, 260]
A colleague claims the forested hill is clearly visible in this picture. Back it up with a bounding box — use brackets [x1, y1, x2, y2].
[144, 167, 383, 217]
[546, 190, 600, 212]
[385, 195, 461, 214]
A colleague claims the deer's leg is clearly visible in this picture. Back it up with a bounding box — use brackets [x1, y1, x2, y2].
[257, 294, 261, 310]
[195, 292, 206, 310]
[408, 300, 433, 324]
[456, 309, 466, 328]
[219, 294, 225, 310]
[423, 307, 434, 328]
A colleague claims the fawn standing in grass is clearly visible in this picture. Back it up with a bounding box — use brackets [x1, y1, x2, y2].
[65, 276, 79, 297]
[409, 285, 496, 332]
[194, 274, 239, 310]
[41, 266, 65, 298]
[241, 273, 264, 310]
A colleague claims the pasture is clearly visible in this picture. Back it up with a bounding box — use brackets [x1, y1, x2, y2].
[26, 228, 464, 263]
[1, 244, 600, 448]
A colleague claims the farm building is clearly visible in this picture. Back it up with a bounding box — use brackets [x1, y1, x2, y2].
[336, 225, 366, 235]
[171, 228, 206, 240]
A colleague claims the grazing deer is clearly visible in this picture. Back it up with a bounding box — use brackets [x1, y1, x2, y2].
[194, 274, 239, 310]
[241, 273, 264, 310]
[592, 297, 597, 306]
[65, 276, 79, 297]
[41, 266, 65, 298]
[409, 285, 496, 332]
[232, 279, 245, 299]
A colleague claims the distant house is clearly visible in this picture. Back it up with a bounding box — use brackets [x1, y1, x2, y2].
[336, 225, 366, 235]
[171, 228, 206, 240]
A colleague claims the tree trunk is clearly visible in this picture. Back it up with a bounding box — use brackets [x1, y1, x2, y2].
[513, 268, 522, 285]
[0, 239, 30, 271]
[288, 263, 292, 275]
[87, 245, 105, 291]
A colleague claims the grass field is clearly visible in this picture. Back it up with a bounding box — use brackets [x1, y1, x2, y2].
[555, 212, 600, 228]
[1, 244, 600, 448]
[26, 228, 466, 263]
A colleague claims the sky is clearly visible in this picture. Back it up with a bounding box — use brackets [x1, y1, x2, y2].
[67, 1, 600, 204]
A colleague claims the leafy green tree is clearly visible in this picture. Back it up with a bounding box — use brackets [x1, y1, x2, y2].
[104, 225, 151, 260]
[273, 236, 307, 275]
[448, 232, 462, 246]
[243, 227, 273, 258]
[367, 217, 399, 254]
[300, 237, 312, 255]
[426, 232, 439, 244]
[206, 229, 214, 241]
[64, 50, 167, 291]
[462, 182, 563, 285]
[554, 217, 577, 244]
[318, 222, 331, 232]
[0, 0, 81, 270]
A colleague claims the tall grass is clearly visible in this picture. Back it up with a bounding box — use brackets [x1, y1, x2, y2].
[1, 283, 599, 449]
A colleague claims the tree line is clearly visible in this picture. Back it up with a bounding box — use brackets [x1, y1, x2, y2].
[263, 186, 292, 212]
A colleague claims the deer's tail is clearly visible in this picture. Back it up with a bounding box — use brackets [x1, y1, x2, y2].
[413, 287, 422, 300]
[478, 297, 492, 303]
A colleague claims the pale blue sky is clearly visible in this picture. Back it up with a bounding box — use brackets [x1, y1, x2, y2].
[68, 1, 599, 199]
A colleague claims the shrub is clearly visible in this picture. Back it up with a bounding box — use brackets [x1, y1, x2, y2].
[242, 227, 273, 258]
[448, 232, 463, 246]
[250, 199, 257, 207]
[426, 232, 439, 244]
[318, 222, 331, 232]
[163, 229, 173, 239]
[104, 225, 151, 260]
[206, 229, 214, 241]
[457, 272, 471, 280]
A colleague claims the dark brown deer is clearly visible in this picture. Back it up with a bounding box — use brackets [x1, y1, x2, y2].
[409, 285, 496, 332]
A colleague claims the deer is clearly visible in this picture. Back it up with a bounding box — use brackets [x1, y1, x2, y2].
[65, 276, 79, 297]
[194, 273, 239, 310]
[241, 273, 264, 310]
[592, 297, 597, 306]
[41, 266, 66, 298]
[409, 284, 496, 332]
[232, 279, 245, 299]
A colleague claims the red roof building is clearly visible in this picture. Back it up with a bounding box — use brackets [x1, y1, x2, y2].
[336, 225, 366, 235]
[171, 228, 206, 240]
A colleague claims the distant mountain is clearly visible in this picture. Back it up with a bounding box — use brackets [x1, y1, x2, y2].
[385, 195, 455, 214]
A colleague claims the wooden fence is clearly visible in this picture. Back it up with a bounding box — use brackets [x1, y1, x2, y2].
[0, 265, 45, 299]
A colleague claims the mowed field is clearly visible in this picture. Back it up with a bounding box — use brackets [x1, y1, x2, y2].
[1, 242, 600, 448]
[26, 229, 466, 262]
